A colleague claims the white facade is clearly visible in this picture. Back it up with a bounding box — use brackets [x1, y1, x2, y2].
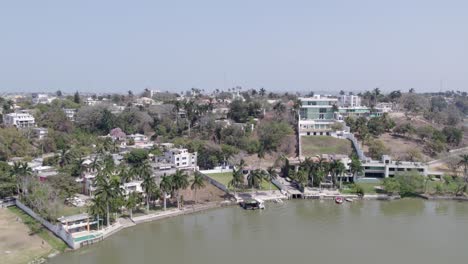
[127, 133, 148, 144]
[3, 113, 36, 128]
[63, 108, 77, 121]
[33, 127, 48, 139]
[164, 148, 197, 169]
[339, 95, 361, 107]
[298, 95, 338, 136]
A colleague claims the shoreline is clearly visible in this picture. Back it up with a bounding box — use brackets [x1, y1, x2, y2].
[30, 192, 468, 262]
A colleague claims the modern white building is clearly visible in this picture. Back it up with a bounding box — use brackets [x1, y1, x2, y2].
[164, 148, 197, 169]
[338, 95, 361, 107]
[2, 112, 36, 128]
[298, 95, 339, 136]
[362, 155, 428, 178]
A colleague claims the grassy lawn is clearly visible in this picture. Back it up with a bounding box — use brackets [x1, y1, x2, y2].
[8, 207, 68, 252]
[58, 205, 87, 217]
[206, 172, 278, 191]
[341, 182, 382, 194]
[301, 136, 353, 157]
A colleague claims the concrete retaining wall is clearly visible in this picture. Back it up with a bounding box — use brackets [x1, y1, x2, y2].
[199, 172, 231, 194]
[15, 199, 77, 249]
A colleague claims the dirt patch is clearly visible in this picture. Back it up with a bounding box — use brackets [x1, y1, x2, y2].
[179, 181, 230, 205]
[0, 208, 52, 264]
[376, 133, 432, 161]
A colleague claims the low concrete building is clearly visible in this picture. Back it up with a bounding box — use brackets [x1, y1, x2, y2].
[57, 213, 98, 234]
[3, 112, 35, 128]
[362, 155, 427, 178]
[33, 127, 48, 140]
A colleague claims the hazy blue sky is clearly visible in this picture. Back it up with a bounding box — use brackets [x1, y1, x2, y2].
[0, 0, 467, 94]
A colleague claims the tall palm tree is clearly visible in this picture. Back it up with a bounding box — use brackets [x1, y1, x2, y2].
[292, 169, 308, 192]
[273, 102, 286, 117]
[140, 162, 157, 213]
[228, 167, 244, 195]
[88, 196, 106, 229]
[333, 160, 346, 189]
[266, 167, 278, 191]
[10, 161, 32, 195]
[191, 172, 206, 204]
[171, 170, 189, 209]
[126, 191, 141, 219]
[160, 175, 173, 211]
[459, 154, 468, 183]
[94, 170, 123, 227]
[300, 157, 315, 187]
[59, 148, 75, 168]
[247, 169, 265, 193]
[141, 175, 157, 213]
[349, 156, 363, 181]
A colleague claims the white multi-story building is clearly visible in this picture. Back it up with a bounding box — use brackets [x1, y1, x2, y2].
[164, 148, 197, 169]
[338, 94, 361, 107]
[3, 112, 36, 128]
[298, 95, 339, 136]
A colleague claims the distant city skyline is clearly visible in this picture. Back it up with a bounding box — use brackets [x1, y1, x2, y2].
[1, 0, 467, 94]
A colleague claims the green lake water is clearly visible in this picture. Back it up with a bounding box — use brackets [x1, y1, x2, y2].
[49, 199, 468, 264]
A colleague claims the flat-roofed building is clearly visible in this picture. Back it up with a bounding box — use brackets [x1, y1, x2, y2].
[3, 112, 35, 128]
[298, 95, 338, 136]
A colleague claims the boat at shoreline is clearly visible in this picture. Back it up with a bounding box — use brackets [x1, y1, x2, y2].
[335, 197, 344, 204]
[240, 198, 265, 210]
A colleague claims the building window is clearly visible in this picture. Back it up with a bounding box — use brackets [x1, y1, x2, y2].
[319, 108, 327, 113]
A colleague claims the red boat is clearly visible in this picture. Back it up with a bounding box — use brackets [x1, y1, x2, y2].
[335, 196, 344, 204]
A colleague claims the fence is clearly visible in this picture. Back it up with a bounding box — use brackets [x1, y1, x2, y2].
[15, 199, 77, 249]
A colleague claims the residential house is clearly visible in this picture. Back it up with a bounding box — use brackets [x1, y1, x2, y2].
[3, 112, 36, 128]
[33, 127, 48, 140]
[298, 95, 338, 136]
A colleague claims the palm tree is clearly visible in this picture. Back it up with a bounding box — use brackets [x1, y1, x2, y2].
[349, 156, 363, 181]
[88, 196, 106, 229]
[459, 154, 468, 183]
[292, 169, 308, 192]
[191, 172, 206, 204]
[247, 169, 265, 193]
[160, 176, 173, 211]
[266, 167, 278, 191]
[94, 170, 123, 227]
[126, 192, 141, 219]
[333, 160, 346, 189]
[259, 87, 266, 97]
[59, 148, 75, 168]
[273, 102, 286, 117]
[10, 161, 32, 196]
[300, 157, 315, 187]
[141, 161, 157, 213]
[171, 170, 189, 209]
[228, 167, 244, 195]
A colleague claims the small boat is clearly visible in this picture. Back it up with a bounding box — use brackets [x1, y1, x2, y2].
[345, 198, 353, 202]
[335, 196, 344, 204]
[240, 198, 265, 210]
